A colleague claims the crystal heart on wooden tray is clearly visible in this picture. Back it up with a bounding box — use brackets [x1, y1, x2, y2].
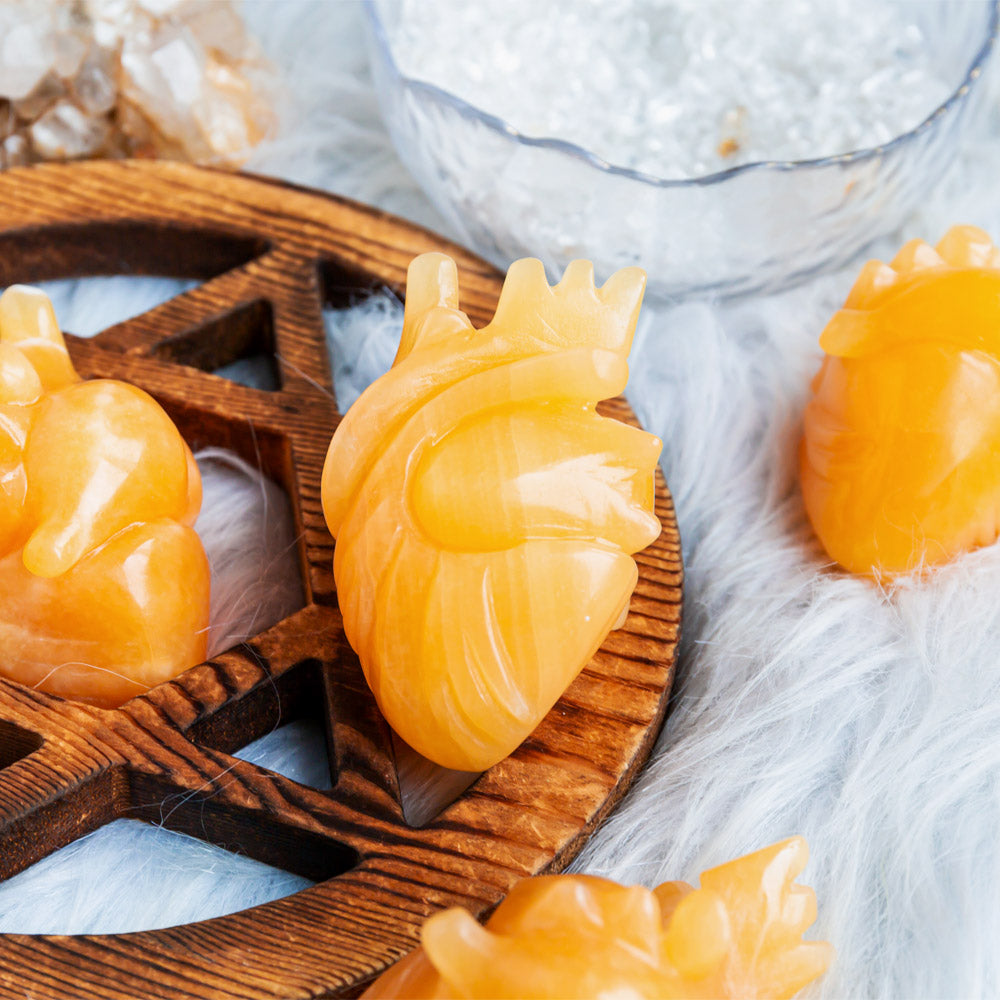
[0, 160, 682, 1000]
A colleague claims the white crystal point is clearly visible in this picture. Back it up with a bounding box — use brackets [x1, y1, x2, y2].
[0, 13, 56, 101]
[30, 100, 110, 159]
[0, 134, 29, 170]
[73, 46, 117, 115]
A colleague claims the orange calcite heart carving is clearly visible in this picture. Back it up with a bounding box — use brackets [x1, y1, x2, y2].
[322, 254, 662, 771]
[801, 224, 1000, 579]
[0, 286, 209, 706]
[363, 837, 833, 999]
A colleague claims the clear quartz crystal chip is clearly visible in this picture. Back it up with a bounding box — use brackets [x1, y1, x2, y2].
[183, 2, 250, 60]
[50, 13, 89, 80]
[88, 0, 140, 49]
[138, 0, 185, 16]
[389, 0, 956, 177]
[0, 15, 56, 102]
[73, 46, 117, 116]
[29, 99, 110, 158]
[0, 134, 29, 169]
[120, 23, 208, 144]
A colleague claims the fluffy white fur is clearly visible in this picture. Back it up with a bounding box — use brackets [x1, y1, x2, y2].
[2, 3, 1000, 997]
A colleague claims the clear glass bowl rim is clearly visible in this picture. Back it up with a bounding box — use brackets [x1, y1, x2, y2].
[364, 0, 1000, 189]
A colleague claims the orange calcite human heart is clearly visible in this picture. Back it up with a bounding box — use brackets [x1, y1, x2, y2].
[801, 224, 1000, 579]
[363, 837, 832, 999]
[0, 285, 209, 706]
[322, 254, 662, 771]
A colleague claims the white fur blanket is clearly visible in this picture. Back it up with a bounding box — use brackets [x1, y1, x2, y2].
[3, 3, 1000, 998]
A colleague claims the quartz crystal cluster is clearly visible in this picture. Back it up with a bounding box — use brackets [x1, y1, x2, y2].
[0, 0, 274, 169]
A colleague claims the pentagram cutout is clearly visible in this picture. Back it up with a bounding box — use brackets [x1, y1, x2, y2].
[0, 161, 681, 1000]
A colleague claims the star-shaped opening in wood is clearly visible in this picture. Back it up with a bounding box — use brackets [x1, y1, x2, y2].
[0, 161, 681, 1000]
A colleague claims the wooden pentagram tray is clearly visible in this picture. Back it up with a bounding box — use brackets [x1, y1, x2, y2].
[0, 161, 682, 999]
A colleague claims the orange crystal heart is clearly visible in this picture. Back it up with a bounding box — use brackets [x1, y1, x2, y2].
[322, 254, 662, 771]
[801, 224, 1000, 579]
[0, 285, 209, 706]
[363, 836, 832, 999]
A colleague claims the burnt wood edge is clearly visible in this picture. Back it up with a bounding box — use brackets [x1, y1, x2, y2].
[0, 164, 684, 1000]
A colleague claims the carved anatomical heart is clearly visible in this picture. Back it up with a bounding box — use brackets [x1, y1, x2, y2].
[322, 254, 662, 771]
[362, 837, 832, 999]
[0, 286, 209, 706]
[802, 225, 1000, 579]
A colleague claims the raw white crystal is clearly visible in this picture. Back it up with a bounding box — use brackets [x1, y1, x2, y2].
[49, 7, 89, 79]
[121, 22, 207, 145]
[0, 16, 56, 101]
[0, 134, 29, 169]
[182, 1, 248, 60]
[87, 0, 143, 50]
[29, 99, 110, 159]
[196, 60, 262, 154]
[73, 46, 116, 116]
[138, 0, 186, 17]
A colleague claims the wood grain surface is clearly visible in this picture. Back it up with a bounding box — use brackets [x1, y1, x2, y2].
[0, 160, 682, 999]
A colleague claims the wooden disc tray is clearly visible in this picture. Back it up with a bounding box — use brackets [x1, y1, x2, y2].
[0, 161, 682, 999]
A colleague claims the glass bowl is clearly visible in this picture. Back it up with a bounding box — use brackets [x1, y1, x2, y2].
[364, 0, 999, 299]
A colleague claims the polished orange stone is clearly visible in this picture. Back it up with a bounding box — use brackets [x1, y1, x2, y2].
[322, 254, 662, 771]
[801, 224, 1000, 579]
[363, 837, 832, 999]
[0, 285, 209, 706]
